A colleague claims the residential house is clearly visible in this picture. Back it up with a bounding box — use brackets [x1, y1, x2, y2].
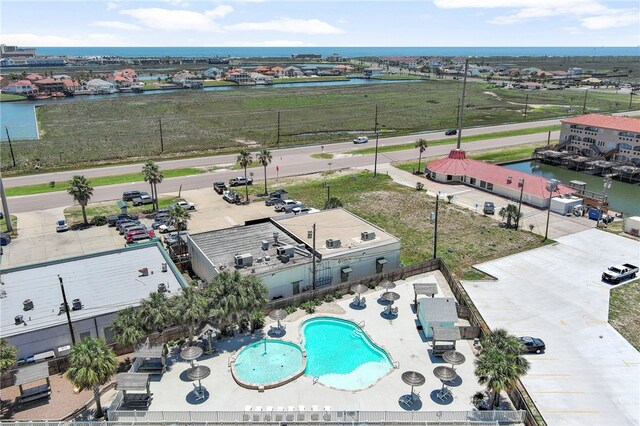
[300, 66, 318, 76]
[333, 64, 354, 75]
[3, 80, 37, 94]
[426, 57, 443, 68]
[225, 69, 252, 85]
[271, 66, 285, 77]
[516, 81, 544, 90]
[521, 67, 542, 75]
[25, 74, 45, 81]
[450, 57, 467, 67]
[62, 79, 82, 93]
[284, 66, 303, 77]
[203, 67, 223, 78]
[249, 72, 273, 85]
[172, 71, 203, 88]
[363, 67, 384, 78]
[84, 78, 116, 94]
[568, 67, 584, 76]
[34, 77, 66, 94]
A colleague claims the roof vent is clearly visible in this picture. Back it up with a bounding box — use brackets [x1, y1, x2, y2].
[273, 232, 279, 245]
[307, 230, 313, 239]
[23, 299, 34, 311]
[277, 245, 295, 258]
[138, 267, 149, 277]
[280, 253, 290, 263]
[72, 299, 82, 311]
[15, 315, 24, 325]
[161, 263, 168, 273]
[361, 231, 376, 241]
[158, 283, 167, 293]
[265, 255, 271, 261]
[58, 303, 68, 315]
[326, 238, 341, 248]
[261, 240, 269, 251]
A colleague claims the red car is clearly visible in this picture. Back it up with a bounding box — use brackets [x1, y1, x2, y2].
[125, 229, 155, 243]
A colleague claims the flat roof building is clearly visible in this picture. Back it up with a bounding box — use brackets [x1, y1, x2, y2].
[0, 243, 187, 360]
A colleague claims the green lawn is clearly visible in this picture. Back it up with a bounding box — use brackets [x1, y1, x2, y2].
[5, 168, 204, 197]
[311, 153, 334, 159]
[1, 215, 18, 237]
[203, 80, 237, 87]
[0, 93, 27, 102]
[64, 196, 180, 225]
[273, 76, 349, 84]
[609, 280, 640, 351]
[372, 74, 423, 80]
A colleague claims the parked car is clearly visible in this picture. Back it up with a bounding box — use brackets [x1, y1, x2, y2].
[164, 231, 189, 245]
[483, 201, 495, 215]
[213, 181, 227, 194]
[265, 197, 284, 206]
[149, 209, 169, 219]
[223, 190, 241, 204]
[0, 232, 10, 246]
[229, 177, 253, 187]
[152, 218, 168, 230]
[122, 190, 144, 201]
[445, 129, 457, 136]
[131, 194, 153, 206]
[518, 336, 546, 354]
[56, 220, 69, 232]
[176, 200, 196, 210]
[115, 218, 138, 230]
[274, 200, 302, 212]
[107, 213, 139, 227]
[123, 226, 146, 237]
[291, 206, 313, 215]
[353, 136, 369, 144]
[601, 263, 638, 284]
[125, 228, 155, 243]
[118, 222, 142, 235]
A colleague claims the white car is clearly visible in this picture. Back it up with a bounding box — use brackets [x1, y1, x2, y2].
[353, 136, 369, 144]
[176, 200, 196, 210]
[274, 200, 302, 212]
[56, 220, 69, 232]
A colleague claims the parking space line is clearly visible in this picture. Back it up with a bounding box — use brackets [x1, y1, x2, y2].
[224, 215, 238, 226]
[528, 373, 572, 377]
[623, 361, 640, 367]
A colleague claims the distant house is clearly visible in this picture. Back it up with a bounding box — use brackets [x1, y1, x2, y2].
[300, 66, 318, 76]
[284, 66, 303, 77]
[426, 57, 443, 67]
[516, 81, 544, 90]
[271, 66, 285, 77]
[249, 72, 273, 85]
[521, 67, 541, 75]
[255, 66, 271, 74]
[203, 67, 223, 78]
[3, 80, 37, 94]
[25, 73, 44, 81]
[568, 67, 584, 76]
[363, 67, 384, 78]
[450, 57, 466, 67]
[478, 65, 494, 73]
[85, 78, 116, 94]
[34, 77, 66, 93]
[62, 79, 81, 93]
[333, 64, 354, 75]
[173, 71, 202, 88]
[225, 69, 252, 85]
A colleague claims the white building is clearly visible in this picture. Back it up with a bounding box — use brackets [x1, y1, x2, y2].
[84, 78, 116, 94]
[188, 209, 401, 299]
[0, 243, 187, 361]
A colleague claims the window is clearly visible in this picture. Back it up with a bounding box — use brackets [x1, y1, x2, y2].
[447, 175, 453, 181]
[79, 331, 91, 341]
[480, 181, 486, 189]
[487, 183, 494, 191]
[103, 326, 115, 344]
[292, 280, 301, 295]
[376, 257, 387, 273]
[470, 177, 476, 185]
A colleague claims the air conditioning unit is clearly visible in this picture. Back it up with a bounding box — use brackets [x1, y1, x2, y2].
[361, 231, 376, 241]
[15, 315, 23, 325]
[158, 283, 167, 293]
[277, 245, 295, 258]
[261, 240, 269, 251]
[234, 253, 253, 267]
[72, 299, 82, 311]
[23, 299, 34, 311]
[280, 254, 290, 263]
[326, 238, 341, 248]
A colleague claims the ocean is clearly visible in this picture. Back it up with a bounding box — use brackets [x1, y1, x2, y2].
[36, 46, 640, 58]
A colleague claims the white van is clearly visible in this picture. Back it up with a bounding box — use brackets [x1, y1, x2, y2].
[353, 136, 369, 144]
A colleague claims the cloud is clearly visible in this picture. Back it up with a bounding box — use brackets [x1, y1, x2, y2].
[431, 0, 638, 30]
[106, 2, 119, 11]
[225, 18, 344, 34]
[561, 26, 582, 35]
[120, 5, 233, 32]
[90, 21, 141, 31]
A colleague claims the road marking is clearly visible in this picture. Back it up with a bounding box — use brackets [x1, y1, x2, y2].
[623, 361, 640, 367]
[224, 215, 238, 226]
[528, 374, 572, 377]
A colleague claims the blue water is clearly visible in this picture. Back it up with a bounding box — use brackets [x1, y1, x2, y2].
[0, 103, 38, 141]
[302, 317, 392, 391]
[234, 340, 304, 385]
[35, 46, 640, 58]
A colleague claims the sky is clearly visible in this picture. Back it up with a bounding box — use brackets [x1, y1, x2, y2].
[1, 0, 639, 47]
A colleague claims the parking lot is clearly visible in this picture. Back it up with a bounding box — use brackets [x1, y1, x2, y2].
[2, 187, 278, 269]
[463, 229, 640, 426]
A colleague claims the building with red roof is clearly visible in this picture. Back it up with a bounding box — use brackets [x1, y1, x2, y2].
[34, 77, 65, 93]
[3, 80, 37, 94]
[559, 114, 640, 165]
[25, 73, 44, 81]
[426, 149, 574, 208]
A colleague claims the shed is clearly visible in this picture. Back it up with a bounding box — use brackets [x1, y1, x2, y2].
[417, 297, 458, 339]
[624, 216, 640, 236]
[117, 200, 128, 214]
[132, 342, 166, 374]
[413, 279, 438, 306]
[431, 326, 461, 356]
[13, 363, 51, 405]
[116, 373, 152, 409]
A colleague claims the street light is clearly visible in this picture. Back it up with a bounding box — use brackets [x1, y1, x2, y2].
[544, 179, 560, 241]
[516, 178, 525, 230]
[596, 176, 613, 228]
[373, 130, 380, 177]
[432, 192, 441, 259]
[323, 181, 330, 205]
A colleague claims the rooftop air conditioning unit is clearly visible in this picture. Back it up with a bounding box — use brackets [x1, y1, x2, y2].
[261, 240, 269, 251]
[72, 299, 82, 311]
[280, 254, 290, 263]
[23, 299, 34, 311]
[58, 303, 67, 315]
[234, 253, 253, 267]
[326, 238, 341, 248]
[158, 283, 167, 293]
[361, 231, 376, 241]
[15, 315, 23, 325]
[276, 245, 295, 258]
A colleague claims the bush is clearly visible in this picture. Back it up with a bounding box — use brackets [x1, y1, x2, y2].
[252, 311, 265, 330]
[91, 215, 107, 226]
[334, 290, 345, 299]
[325, 197, 343, 209]
[284, 305, 297, 314]
[300, 301, 316, 313]
[416, 182, 424, 191]
[323, 294, 335, 303]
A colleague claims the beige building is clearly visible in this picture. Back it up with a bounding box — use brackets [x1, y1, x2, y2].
[559, 114, 640, 165]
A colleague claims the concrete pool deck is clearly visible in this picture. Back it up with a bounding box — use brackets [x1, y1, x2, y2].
[122, 272, 488, 413]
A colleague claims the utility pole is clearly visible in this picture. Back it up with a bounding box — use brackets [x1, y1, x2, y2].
[58, 275, 76, 346]
[374, 104, 378, 133]
[432, 193, 439, 259]
[311, 223, 316, 291]
[158, 118, 164, 153]
[0, 174, 13, 232]
[547, 131, 551, 146]
[523, 94, 529, 118]
[582, 90, 588, 114]
[456, 58, 469, 150]
[630, 92, 634, 110]
[276, 111, 281, 145]
[5, 127, 16, 168]
[374, 132, 380, 177]
[516, 179, 525, 230]
[455, 97, 461, 126]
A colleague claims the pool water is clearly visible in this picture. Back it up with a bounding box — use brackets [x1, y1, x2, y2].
[234, 340, 304, 385]
[302, 317, 392, 391]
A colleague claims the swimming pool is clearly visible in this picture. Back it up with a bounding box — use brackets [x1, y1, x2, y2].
[232, 340, 306, 390]
[302, 317, 393, 391]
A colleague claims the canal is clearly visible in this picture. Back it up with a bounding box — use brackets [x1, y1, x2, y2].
[504, 160, 640, 217]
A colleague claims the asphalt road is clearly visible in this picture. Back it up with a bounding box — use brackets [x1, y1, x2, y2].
[4, 112, 639, 213]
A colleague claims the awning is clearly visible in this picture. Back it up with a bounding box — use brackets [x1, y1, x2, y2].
[14, 363, 50, 386]
[33, 350, 55, 362]
[376, 258, 388, 265]
[341, 267, 353, 274]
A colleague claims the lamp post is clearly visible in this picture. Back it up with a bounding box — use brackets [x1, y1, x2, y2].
[432, 192, 440, 259]
[596, 176, 613, 228]
[544, 179, 560, 242]
[323, 181, 330, 205]
[516, 178, 525, 230]
[373, 130, 380, 177]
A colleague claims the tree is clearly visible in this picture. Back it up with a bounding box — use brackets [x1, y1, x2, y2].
[142, 161, 164, 211]
[138, 292, 174, 338]
[256, 149, 272, 196]
[67, 175, 94, 225]
[237, 149, 253, 203]
[111, 307, 145, 347]
[66, 337, 118, 418]
[475, 328, 530, 408]
[167, 203, 191, 233]
[174, 286, 207, 342]
[0, 338, 16, 372]
[415, 138, 428, 174]
[499, 204, 522, 229]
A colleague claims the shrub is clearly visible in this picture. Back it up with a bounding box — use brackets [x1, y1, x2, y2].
[284, 305, 297, 314]
[91, 215, 107, 226]
[323, 294, 335, 303]
[300, 301, 316, 313]
[334, 290, 345, 299]
[252, 312, 265, 329]
[416, 182, 424, 191]
[325, 197, 343, 209]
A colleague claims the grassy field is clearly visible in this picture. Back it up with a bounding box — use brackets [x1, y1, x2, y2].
[273, 76, 349, 84]
[0, 93, 27, 102]
[609, 280, 640, 351]
[310, 153, 334, 159]
[271, 171, 546, 277]
[4, 80, 635, 173]
[4, 168, 204, 197]
[1, 215, 18, 238]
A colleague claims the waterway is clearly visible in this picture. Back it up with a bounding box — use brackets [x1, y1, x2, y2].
[505, 160, 640, 217]
[0, 78, 422, 141]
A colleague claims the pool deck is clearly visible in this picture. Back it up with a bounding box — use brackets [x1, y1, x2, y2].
[134, 272, 487, 413]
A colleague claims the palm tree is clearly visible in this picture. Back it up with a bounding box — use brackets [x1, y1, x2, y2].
[415, 139, 428, 174]
[499, 204, 521, 229]
[237, 149, 253, 203]
[66, 337, 118, 418]
[67, 175, 94, 225]
[174, 286, 207, 342]
[167, 203, 191, 233]
[0, 338, 16, 372]
[138, 292, 174, 339]
[111, 307, 145, 347]
[237, 275, 268, 332]
[142, 161, 164, 211]
[256, 149, 272, 196]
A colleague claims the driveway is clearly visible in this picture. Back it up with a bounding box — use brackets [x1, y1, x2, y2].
[463, 229, 640, 426]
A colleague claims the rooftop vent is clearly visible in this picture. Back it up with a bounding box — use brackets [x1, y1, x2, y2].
[280, 253, 290, 263]
[161, 263, 168, 273]
[72, 299, 82, 311]
[273, 232, 279, 245]
[15, 315, 24, 325]
[261, 240, 269, 251]
[361, 231, 376, 241]
[158, 283, 167, 293]
[307, 230, 313, 239]
[23, 299, 34, 311]
[326, 238, 341, 249]
[58, 303, 68, 315]
[234, 253, 253, 267]
[138, 267, 149, 277]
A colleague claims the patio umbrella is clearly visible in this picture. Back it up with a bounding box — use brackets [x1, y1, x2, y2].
[351, 283, 369, 298]
[380, 280, 396, 293]
[180, 345, 203, 366]
[382, 291, 400, 303]
[401, 371, 426, 397]
[443, 350, 466, 369]
[187, 364, 211, 391]
[433, 366, 457, 391]
[268, 309, 288, 329]
[198, 323, 220, 355]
